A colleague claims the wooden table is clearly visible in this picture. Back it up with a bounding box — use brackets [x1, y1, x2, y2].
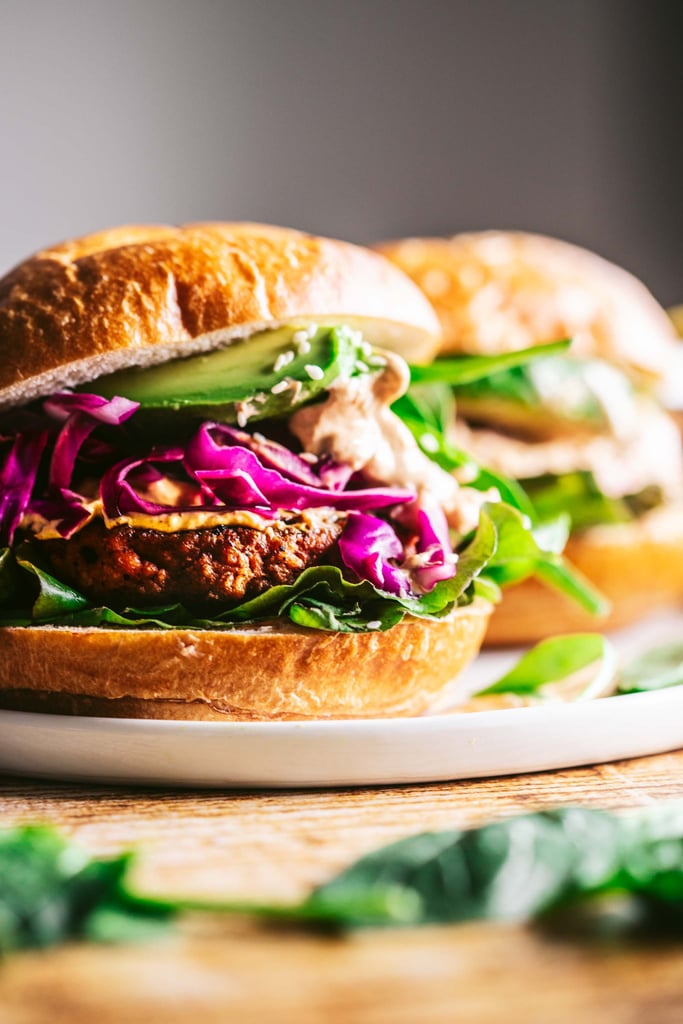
[1, 751, 682, 1023]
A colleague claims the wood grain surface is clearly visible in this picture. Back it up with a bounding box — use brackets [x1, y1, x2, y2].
[1, 751, 682, 1022]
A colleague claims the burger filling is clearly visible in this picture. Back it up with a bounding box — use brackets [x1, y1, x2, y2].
[0, 325, 510, 632]
[399, 348, 683, 536]
[0, 325, 605, 631]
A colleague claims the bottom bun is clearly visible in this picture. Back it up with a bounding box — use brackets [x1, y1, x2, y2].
[0, 601, 491, 720]
[485, 504, 683, 646]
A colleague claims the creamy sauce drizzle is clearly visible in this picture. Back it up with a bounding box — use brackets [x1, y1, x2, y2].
[289, 350, 485, 529]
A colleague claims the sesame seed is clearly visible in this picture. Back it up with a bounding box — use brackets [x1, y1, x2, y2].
[367, 354, 387, 367]
[273, 350, 295, 372]
[366, 620, 382, 630]
[360, 340, 373, 357]
[271, 379, 290, 395]
[299, 452, 319, 464]
[420, 433, 439, 453]
[293, 336, 311, 355]
[235, 400, 257, 427]
[354, 359, 369, 374]
[304, 364, 324, 381]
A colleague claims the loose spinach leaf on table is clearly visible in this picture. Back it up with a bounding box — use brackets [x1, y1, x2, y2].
[0, 827, 174, 955]
[3, 803, 683, 952]
[299, 808, 623, 928]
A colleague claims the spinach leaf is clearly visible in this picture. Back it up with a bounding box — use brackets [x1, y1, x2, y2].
[300, 808, 623, 928]
[15, 557, 90, 619]
[476, 634, 616, 699]
[525, 472, 633, 531]
[619, 803, 683, 908]
[409, 339, 572, 386]
[618, 643, 683, 695]
[3, 804, 683, 950]
[525, 473, 665, 533]
[0, 827, 174, 954]
[483, 503, 608, 616]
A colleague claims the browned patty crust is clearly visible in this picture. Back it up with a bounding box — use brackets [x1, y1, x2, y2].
[39, 514, 345, 610]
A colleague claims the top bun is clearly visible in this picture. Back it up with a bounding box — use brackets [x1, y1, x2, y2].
[377, 231, 676, 383]
[0, 222, 441, 411]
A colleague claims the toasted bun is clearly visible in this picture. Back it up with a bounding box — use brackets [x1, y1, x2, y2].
[377, 231, 676, 384]
[0, 601, 491, 720]
[484, 504, 683, 646]
[0, 222, 441, 411]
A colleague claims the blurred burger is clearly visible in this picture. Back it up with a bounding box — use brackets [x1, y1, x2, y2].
[0, 222, 513, 720]
[379, 231, 683, 644]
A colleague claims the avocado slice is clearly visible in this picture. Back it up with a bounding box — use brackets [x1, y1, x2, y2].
[87, 325, 368, 426]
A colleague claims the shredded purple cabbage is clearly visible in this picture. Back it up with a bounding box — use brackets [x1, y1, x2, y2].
[338, 512, 411, 596]
[406, 502, 458, 591]
[213, 425, 323, 486]
[337, 503, 457, 598]
[102, 450, 204, 517]
[184, 423, 414, 512]
[29, 488, 93, 538]
[0, 431, 48, 545]
[43, 392, 139, 425]
[2, 393, 459, 599]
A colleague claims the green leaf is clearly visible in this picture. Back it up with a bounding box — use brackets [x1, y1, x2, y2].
[301, 808, 622, 928]
[0, 827, 175, 954]
[618, 643, 683, 695]
[619, 804, 683, 906]
[534, 559, 607, 617]
[476, 634, 616, 698]
[484, 503, 608, 615]
[472, 575, 502, 604]
[525, 472, 633, 531]
[15, 557, 90, 619]
[409, 339, 572, 385]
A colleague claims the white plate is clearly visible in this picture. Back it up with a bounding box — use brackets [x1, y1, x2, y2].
[1, 611, 682, 788]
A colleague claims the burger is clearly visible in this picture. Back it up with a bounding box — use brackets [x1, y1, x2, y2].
[378, 230, 683, 644]
[0, 222, 519, 720]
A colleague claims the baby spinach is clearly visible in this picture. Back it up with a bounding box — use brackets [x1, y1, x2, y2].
[476, 634, 616, 699]
[408, 339, 572, 386]
[480, 503, 608, 616]
[618, 643, 683, 695]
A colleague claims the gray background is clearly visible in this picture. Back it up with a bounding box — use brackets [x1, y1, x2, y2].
[0, 0, 681, 302]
